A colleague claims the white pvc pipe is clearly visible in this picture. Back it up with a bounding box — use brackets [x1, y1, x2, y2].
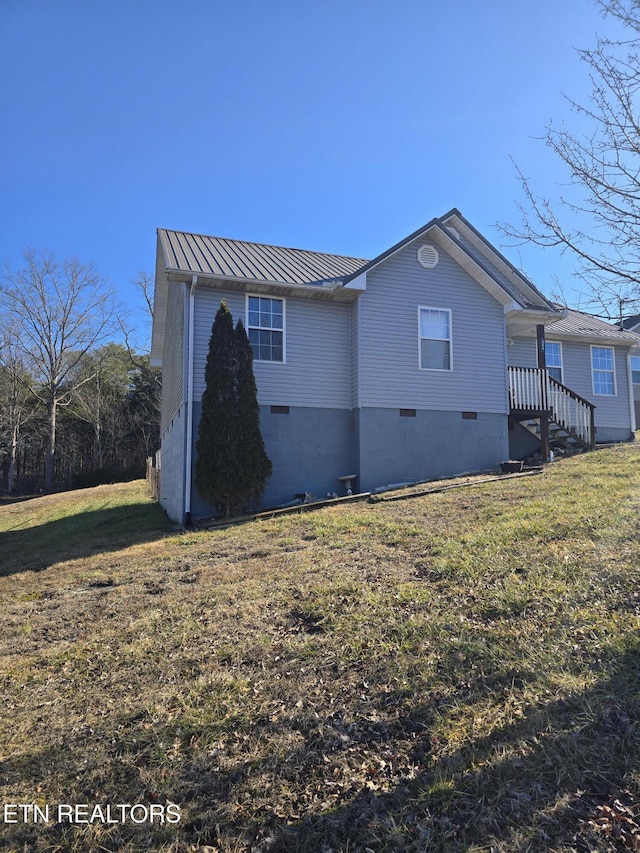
[627, 350, 637, 433]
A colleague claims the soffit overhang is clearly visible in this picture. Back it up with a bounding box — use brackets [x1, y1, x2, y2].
[505, 308, 569, 339]
[165, 270, 361, 302]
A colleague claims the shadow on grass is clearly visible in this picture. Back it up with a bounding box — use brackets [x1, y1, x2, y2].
[280, 643, 640, 853]
[0, 494, 42, 506]
[0, 500, 171, 576]
[166, 644, 637, 852]
[1, 644, 638, 852]
[186, 643, 639, 852]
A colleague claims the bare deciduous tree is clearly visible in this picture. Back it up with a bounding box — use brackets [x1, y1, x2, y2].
[502, 1, 640, 319]
[1, 250, 117, 491]
[69, 343, 132, 471]
[133, 270, 154, 319]
[0, 322, 35, 493]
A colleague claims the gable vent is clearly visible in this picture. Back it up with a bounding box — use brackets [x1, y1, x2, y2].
[417, 244, 439, 269]
[445, 225, 460, 240]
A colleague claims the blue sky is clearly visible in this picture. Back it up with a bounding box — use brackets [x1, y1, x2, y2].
[0, 0, 628, 339]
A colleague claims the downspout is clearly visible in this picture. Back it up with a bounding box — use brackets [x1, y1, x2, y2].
[627, 349, 637, 434]
[184, 275, 198, 526]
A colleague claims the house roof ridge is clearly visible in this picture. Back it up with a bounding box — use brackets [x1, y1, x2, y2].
[439, 211, 557, 310]
[157, 227, 368, 265]
[157, 227, 367, 286]
[340, 209, 555, 313]
[342, 215, 442, 284]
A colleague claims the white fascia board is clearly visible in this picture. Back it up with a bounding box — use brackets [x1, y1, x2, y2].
[505, 308, 567, 338]
[443, 213, 552, 309]
[343, 271, 366, 290]
[504, 307, 567, 324]
[549, 331, 639, 347]
[430, 227, 514, 306]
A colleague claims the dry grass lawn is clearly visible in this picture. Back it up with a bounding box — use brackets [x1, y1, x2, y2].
[0, 449, 639, 852]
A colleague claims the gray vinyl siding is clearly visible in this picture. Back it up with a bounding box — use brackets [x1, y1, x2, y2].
[193, 285, 352, 408]
[507, 337, 537, 369]
[562, 340, 632, 432]
[160, 282, 186, 433]
[159, 404, 186, 523]
[358, 238, 508, 413]
[351, 299, 360, 408]
[507, 336, 570, 375]
[509, 335, 633, 436]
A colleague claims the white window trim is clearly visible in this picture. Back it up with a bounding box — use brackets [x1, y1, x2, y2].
[591, 344, 616, 396]
[630, 353, 640, 385]
[418, 306, 453, 372]
[246, 293, 286, 364]
[546, 340, 563, 384]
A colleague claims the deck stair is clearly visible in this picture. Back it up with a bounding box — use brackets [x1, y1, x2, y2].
[508, 366, 596, 452]
[521, 418, 581, 450]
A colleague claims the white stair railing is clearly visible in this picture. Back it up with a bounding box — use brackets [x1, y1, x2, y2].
[548, 376, 594, 447]
[508, 366, 548, 411]
[508, 366, 595, 449]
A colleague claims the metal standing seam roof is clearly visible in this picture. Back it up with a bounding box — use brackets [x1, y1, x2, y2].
[548, 308, 640, 343]
[441, 224, 550, 310]
[440, 210, 556, 311]
[158, 228, 368, 285]
[158, 219, 555, 313]
[337, 211, 556, 313]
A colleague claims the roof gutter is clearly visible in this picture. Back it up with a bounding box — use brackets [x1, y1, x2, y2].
[165, 269, 360, 302]
[504, 306, 569, 324]
[184, 275, 197, 527]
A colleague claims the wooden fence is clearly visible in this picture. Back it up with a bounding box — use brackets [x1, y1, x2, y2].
[146, 451, 160, 500]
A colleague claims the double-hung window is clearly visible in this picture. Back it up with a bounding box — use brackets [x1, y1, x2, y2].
[247, 295, 284, 362]
[546, 341, 563, 383]
[419, 307, 451, 371]
[631, 355, 640, 385]
[591, 346, 616, 395]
